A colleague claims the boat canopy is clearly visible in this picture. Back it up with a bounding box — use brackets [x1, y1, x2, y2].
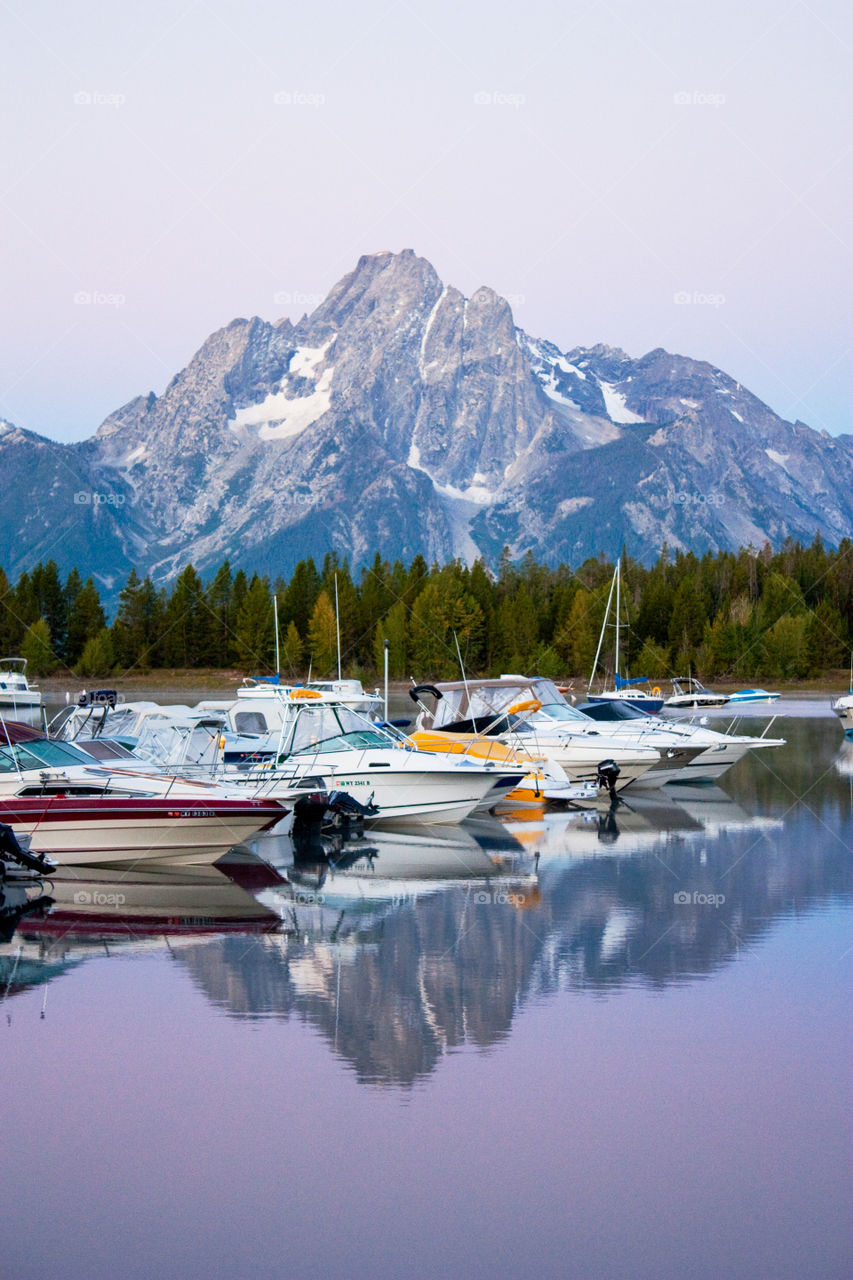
[428, 678, 589, 730]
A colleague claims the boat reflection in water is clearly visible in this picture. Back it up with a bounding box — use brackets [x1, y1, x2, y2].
[147, 785, 847, 1089]
[3, 738, 851, 1088]
[0, 861, 282, 1010]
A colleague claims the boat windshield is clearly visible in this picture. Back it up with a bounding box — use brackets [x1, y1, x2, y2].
[432, 683, 534, 728]
[0, 737, 95, 773]
[283, 704, 395, 756]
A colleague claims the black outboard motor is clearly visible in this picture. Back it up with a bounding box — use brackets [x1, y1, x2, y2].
[292, 790, 380, 841]
[0, 823, 57, 877]
[596, 759, 621, 806]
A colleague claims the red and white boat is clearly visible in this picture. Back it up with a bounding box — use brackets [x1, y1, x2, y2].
[0, 721, 288, 866]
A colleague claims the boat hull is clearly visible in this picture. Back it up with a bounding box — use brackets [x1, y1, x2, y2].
[0, 796, 286, 865]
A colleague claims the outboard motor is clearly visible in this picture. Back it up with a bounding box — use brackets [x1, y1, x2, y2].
[596, 758, 621, 806]
[292, 790, 380, 842]
[0, 823, 56, 878]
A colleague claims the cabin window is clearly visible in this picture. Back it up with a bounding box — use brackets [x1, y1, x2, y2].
[234, 711, 269, 734]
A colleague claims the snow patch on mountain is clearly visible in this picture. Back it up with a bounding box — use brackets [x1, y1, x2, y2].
[599, 381, 645, 424]
[229, 368, 333, 440]
[289, 338, 333, 379]
[765, 448, 790, 469]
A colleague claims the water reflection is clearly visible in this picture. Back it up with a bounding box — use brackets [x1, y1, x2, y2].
[2, 717, 851, 1087]
[0, 863, 280, 1008]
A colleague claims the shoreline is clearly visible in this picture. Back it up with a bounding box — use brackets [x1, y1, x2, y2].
[34, 668, 853, 702]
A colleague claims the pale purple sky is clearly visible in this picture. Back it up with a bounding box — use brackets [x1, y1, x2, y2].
[1, 0, 850, 442]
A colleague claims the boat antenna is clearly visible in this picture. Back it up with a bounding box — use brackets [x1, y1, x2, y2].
[334, 573, 342, 681]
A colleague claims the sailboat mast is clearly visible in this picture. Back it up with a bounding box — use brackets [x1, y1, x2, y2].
[273, 595, 280, 677]
[589, 563, 619, 691]
[614, 558, 621, 679]
[334, 573, 342, 681]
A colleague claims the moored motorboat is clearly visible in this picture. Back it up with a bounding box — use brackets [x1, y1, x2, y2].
[0, 719, 289, 865]
[241, 700, 524, 824]
[664, 677, 730, 709]
[0, 658, 43, 712]
[410, 678, 662, 790]
[728, 688, 780, 704]
[832, 692, 853, 733]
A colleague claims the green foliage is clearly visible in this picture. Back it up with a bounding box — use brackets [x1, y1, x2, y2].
[4, 538, 853, 681]
[20, 618, 56, 676]
[307, 590, 338, 675]
[75, 627, 116, 678]
[234, 575, 274, 671]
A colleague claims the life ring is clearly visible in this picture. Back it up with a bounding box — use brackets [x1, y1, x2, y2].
[652, 686, 661, 697]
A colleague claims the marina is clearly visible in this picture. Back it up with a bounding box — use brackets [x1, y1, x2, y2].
[0, 695, 849, 1280]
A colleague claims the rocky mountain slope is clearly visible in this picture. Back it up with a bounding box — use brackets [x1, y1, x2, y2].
[2, 249, 851, 591]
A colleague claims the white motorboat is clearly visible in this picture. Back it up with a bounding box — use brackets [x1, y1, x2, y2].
[664, 677, 730, 709]
[415, 676, 784, 786]
[241, 701, 525, 825]
[832, 692, 853, 733]
[728, 688, 780, 704]
[0, 658, 43, 712]
[575, 698, 786, 781]
[412, 678, 663, 790]
[0, 720, 288, 865]
[236, 676, 383, 714]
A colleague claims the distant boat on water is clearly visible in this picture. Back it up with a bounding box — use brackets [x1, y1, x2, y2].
[0, 658, 42, 712]
[728, 688, 780, 704]
[665, 678, 730, 709]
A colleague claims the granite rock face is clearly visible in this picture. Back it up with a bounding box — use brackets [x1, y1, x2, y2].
[3, 249, 851, 592]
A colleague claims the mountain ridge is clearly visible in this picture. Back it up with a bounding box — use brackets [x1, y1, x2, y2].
[1, 248, 851, 597]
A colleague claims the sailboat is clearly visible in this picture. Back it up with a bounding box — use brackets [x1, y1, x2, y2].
[586, 559, 664, 714]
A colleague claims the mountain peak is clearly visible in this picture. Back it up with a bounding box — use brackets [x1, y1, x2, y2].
[2, 250, 851, 595]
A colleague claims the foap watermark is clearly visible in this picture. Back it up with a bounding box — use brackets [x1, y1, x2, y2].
[674, 290, 725, 307]
[273, 89, 325, 108]
[74, 290, 126, 308]
[473, 90, 526, 108]
[74, 491, 126, 507]
[73, 90, 126, 108]
[673, 890, 726, 907]
[290, 890, 325, 905]
[273, 290, 325, 309]
[673, 90, 726, 108]
[472, 888, 528, 906]
[674, 491, 725, 507]
[74, 890, 126, 906]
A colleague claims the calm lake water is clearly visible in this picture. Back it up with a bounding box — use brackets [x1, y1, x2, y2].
[1, 701, 851, 1280]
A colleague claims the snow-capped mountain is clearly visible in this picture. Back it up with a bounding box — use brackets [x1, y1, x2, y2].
[2, 249, 851, 591]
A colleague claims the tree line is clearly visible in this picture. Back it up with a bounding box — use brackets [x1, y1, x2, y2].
[2, 538, 852, 684]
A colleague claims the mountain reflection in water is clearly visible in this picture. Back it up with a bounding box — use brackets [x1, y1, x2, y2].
[2, 717, 851, 1090]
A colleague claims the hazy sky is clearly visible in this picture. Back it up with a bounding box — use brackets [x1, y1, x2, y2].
[2, 0, 850, 442]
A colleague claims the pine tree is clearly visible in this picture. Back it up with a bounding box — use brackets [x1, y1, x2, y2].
[234, 576, 273, 670]
[280, 620, 304, 674]
[205, 561, 234, 667]
[373, 600, 408, 677]
[307, 590, 338, 675]
[0, 567, 21, 653]
[66, 578, 106, 665]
